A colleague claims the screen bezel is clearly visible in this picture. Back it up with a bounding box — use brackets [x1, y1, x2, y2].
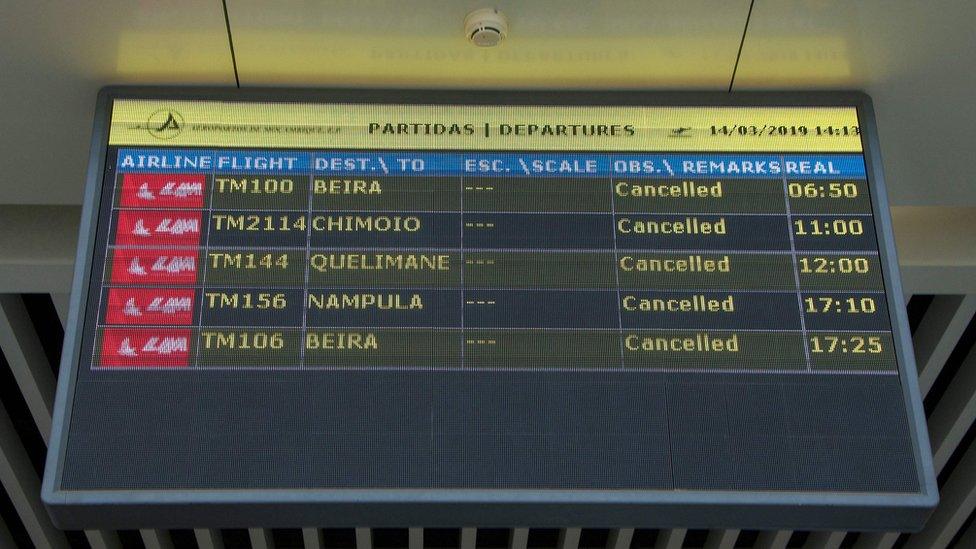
[41, 87, 938, 530]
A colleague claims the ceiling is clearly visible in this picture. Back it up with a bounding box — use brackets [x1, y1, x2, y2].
[0, 0, 973, 207]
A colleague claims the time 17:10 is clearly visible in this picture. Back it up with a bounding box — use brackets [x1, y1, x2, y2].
[804, 296, 877, 314]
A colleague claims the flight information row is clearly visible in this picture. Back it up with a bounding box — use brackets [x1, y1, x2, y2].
[95, 327, 896, 372]
[112, 173, 874, 215]
[104, 250, 885, 291]
[110, 211, 880, 251]
[96, 287, 891, 331]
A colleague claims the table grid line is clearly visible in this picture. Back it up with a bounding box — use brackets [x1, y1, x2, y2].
[459, 171, 465, 368]
[297, 159, 314, 369]
[104, 245, 884, 254]
[98, 285, 890, 294]
[191, 163, 218, 370]
[109, 206, 878, 218]
[609, 169, 627, 368]
[88, 169, 123, 373]
[88, 365, 900, 376]
[783, 156, 814, 371]
[96, 324, 894, 333]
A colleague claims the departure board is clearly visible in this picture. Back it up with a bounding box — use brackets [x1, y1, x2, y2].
[43, 89, 937, 530]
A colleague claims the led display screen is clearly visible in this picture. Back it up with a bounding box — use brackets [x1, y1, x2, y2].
[43, 89, 937, 530]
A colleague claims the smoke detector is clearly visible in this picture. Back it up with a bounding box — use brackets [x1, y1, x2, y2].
[464, 8, 508, 47]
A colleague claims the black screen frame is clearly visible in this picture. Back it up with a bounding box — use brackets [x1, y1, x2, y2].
[41, 86, 938, 531]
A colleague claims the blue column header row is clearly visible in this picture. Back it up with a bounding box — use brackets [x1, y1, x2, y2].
[117, 148, 866, 178]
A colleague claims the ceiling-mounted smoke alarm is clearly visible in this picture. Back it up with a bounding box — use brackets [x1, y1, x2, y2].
[464, 8, 508, 47]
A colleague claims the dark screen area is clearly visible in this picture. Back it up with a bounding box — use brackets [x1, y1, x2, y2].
[63, 369, 917, 492]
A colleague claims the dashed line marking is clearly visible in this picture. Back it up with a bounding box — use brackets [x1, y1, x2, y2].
[465, 339, 497, 345]
[465, 259, 495, 265]
[464, 186, 494, 191]
[464, 300, 496, 305]
[464, 222, 494, 228]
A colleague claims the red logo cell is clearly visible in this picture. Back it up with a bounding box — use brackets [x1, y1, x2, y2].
[119, 173, 206, 208]
[109, 248, 199, 285]
[105, 288, 195, 325]
[114, 210, 203, 247]
[99, 328, 192, 368]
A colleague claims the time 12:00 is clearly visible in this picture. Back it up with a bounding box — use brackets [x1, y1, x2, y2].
[798, 256, 871, 274]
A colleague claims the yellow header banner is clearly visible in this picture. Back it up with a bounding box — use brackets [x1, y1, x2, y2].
[109, 99, 862, 152]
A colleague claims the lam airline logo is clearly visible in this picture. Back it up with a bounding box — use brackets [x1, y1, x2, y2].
[110, 248, 198, 284]
[100, 328, 191, 368]
[115, 210, 202, 246]
[105, 288, 195, 325]
[120, 173, 206, 208]
[146, 109, 184, 139]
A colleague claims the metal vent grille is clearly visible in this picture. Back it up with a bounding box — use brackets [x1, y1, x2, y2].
[1, 289, 975, 546]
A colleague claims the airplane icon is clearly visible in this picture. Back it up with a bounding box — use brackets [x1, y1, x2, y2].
[117, 337, 137, 357]
[137, 182, 155, 200]
[132, 219, 151, 237]
[127, 257, 147, 276]
[123, 297, 142, 317]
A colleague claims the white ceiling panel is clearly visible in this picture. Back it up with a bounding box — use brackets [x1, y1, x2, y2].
[3, 1, 972, 208]
[734, 1, 976, 206]
[227, 1, 751, 88]
[0, 1, 235, 205]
